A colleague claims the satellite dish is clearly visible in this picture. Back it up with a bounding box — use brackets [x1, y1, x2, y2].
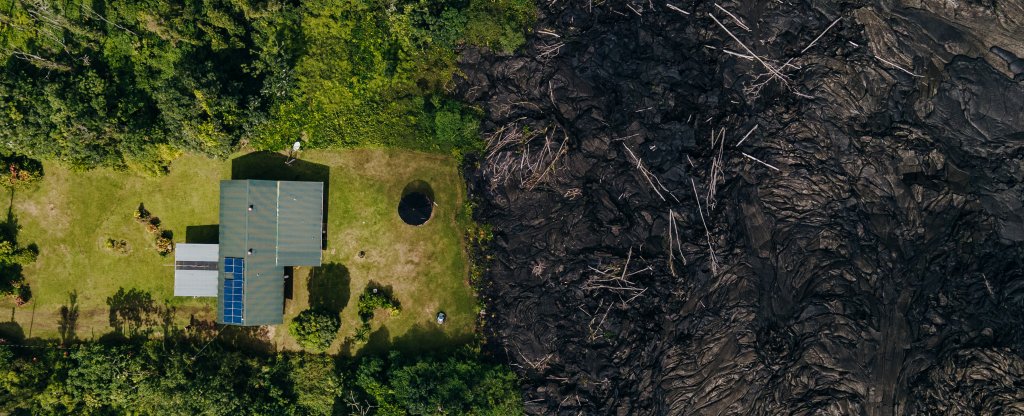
[292, 141, 302, 152]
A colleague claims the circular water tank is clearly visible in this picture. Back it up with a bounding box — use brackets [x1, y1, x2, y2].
[398, 180, 434, 226]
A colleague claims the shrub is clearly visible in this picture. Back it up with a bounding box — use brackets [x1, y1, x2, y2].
[464, 0, 537, 53]
[133, 204, 151, 223]
[357, 285, 401, 322]
[13, 283, 31, 306]
[105, 238, 130, 254]
[0, 154, 44, 188]
[145, 218, 162, 234]
[354, 322, 372, 342]
[155, 235, 174, 256]
[289, 309, 340, 351]
[0, 240, 37, 265]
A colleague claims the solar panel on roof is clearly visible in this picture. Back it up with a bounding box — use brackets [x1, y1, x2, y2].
[222, 257, 246, 324]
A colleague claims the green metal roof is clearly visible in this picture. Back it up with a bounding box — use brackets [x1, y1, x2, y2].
[217, 180, 324, 326]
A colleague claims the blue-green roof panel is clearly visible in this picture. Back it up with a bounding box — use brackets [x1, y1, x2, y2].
[278, 182, 324, 266]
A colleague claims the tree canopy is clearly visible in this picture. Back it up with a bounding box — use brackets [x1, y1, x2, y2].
[0, 0, 534, 172]
[0, 340, 522, 415]
[289, 309, 341, 351]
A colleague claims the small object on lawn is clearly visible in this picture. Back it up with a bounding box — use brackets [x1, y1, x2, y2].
[372, 287, 378, 294]
[358, 250, 365, 258]
[436, 312, 446, 325]
[286, 141, 301, 165]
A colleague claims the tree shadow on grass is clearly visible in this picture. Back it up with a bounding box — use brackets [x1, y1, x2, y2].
[57, 291, 79, 345]
[0, 320, 24, 343]
[230, 151, 330, 248]
[219, 325, 275, 354]
[308, 263, 350, 314]
[357, 322, 475, 358]
[0, 263, 22, 297]
[105, 287, 174, 339]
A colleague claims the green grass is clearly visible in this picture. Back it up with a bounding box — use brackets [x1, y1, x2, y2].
[0, 149, 476, 355]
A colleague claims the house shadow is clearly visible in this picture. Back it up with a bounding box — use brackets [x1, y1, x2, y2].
[185, 225, 219, 244]
[308, 263, 350, 314]
[230, 151, 330, 248]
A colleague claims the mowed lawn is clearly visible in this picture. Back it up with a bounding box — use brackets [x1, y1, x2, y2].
[0, 149, 476, 355]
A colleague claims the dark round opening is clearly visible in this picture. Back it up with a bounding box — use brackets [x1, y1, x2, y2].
[398, 181, 434, 226]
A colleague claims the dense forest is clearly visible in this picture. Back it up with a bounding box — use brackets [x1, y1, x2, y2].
[0, 340, 522, 415]
[0, 0, 533, 173]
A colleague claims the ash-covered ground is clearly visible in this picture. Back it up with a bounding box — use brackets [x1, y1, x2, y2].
[456, 0, 1024, 414]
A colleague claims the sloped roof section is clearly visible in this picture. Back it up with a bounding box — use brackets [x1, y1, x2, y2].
[277, 181, 324, 265]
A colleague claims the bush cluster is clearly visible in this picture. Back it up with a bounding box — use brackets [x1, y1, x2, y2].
[104, 238, 130, 255]
[0, 154, 44, 188]
[0, 239, 38, 304]
[134, 204, 174, 256]
[354, 284, 402, 342]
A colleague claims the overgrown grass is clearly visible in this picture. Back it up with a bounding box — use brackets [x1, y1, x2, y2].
[0, 149, 476, 355]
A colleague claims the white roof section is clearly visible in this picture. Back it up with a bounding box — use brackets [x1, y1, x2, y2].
[174, 269, 218, 297]
[174, 244, 219, 297]
[175, 243, 219, 261]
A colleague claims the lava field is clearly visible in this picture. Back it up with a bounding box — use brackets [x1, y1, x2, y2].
[456, 1, 1024, 414]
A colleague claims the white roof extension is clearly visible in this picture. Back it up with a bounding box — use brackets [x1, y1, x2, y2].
[174, 243, 220, 297]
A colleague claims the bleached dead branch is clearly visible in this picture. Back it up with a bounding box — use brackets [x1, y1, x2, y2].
[622, 144, 680, 203]
[709, 13, 788, 84]
[485, 122, 569, 190]
[734, 124, 759, 147]
[714, 3, 750, 31]
[800, 17, 841, 54]
[584, 248, 651, 306]
[666, 209, 687, 277]
[586, 300, 613, 341]
[705, 128, 726, 210]
[538, 41, 565, 59]
[690, 178, 719, 275]
[666, 3, 690, 15]
[741, 151, 780, 171]
[873, 54, 923, 78]
[345, 392, 376, 416]
[982, 273, 995, 299]
[512, 342, 554, 371]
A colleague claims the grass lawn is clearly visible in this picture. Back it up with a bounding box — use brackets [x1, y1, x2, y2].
[0, 149, 477, 355]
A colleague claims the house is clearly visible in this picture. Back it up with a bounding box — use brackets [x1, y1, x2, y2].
[174, 180, 324, 326]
